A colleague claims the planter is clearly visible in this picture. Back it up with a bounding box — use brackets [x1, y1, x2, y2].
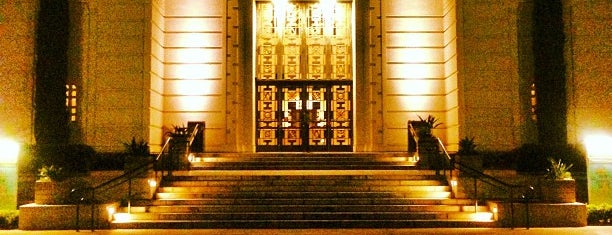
[35, 180, 68, 205]
[418, 137, 443, 171]
[540, 179, 576, 203]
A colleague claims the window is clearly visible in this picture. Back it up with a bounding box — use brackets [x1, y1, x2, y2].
[66, 84, 77, 122]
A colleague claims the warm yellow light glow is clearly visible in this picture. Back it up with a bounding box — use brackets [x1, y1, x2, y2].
[471, 212, 494, 222]
[106, 205, 116, 215]
[450, 180, 458, 187]
[584, 134, 612, 160]
[492, 207, 498, 214]
[320, 0, 336, 36]
[272, 0, 288, 38]
[148, 179, 157, 188]
[113, 213, 132, 223]
[0, 138, 20, 164]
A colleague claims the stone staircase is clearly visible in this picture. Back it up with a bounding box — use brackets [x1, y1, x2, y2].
[111, 153, 495, 229]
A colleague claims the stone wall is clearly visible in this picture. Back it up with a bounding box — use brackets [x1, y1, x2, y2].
[457, 0, 530, 151]
[565, 0, 612, 145]
[0, 0, 37, 144]
[80, 0, 151, 152]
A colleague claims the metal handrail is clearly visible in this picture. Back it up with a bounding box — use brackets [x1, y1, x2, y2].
[432, 136, 531, 229]
[407, 122, 419, 159]
[72, 124, 201, 231]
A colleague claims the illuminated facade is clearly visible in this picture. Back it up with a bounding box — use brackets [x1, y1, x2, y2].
[1, 0, 610, 154]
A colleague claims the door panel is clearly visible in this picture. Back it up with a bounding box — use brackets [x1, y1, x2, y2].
[256, 82, 352, 152]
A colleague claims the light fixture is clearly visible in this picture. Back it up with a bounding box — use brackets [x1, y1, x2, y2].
[584, 133, 612, 161]
[148, 179, 157, 188]
[0, 137, 20, 164]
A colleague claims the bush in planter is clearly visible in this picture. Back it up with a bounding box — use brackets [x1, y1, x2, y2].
[546, 157, 573, 180]
[410, 115, 444, 172]
[540, 157, 576, 203]
[0, 210, 18, 229]
[587, 203, 612, 225]
[35, 166, 92, 205]
[413, 115, 442, 138]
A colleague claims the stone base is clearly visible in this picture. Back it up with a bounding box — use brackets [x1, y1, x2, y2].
[489, 201, 587, 227]
[18, 203, 117, 230]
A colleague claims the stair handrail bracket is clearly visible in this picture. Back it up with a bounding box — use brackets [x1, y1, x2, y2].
[434, 137, 530, 228]
[71, 124, 202, 231]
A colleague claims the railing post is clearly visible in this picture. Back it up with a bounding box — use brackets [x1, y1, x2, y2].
[90, 188, 95, 232]
[128, 177, 132, 214]
[510, 187, 515, 229]
[474, 177, 478, 213]
[75, 199, 80, 232]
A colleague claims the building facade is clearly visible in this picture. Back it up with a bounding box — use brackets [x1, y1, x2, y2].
[1, 0, 610, 154]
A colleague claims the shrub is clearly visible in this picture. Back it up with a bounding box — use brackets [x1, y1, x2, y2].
[587, 204, 612, 225]
[514, 143, 586, 173]
[481, 151, 516, 170]
[89, 152, 125, 171]
[458, 137, 477, 155]
[0, 210, 18, 230]
[35, 144, 96, 176]
[515, 143, 548, 173]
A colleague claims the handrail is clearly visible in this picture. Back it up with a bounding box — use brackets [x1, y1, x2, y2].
[72, 123, 201, 231]
[407, 122, 419, 157]
[432, 136, 532, 229]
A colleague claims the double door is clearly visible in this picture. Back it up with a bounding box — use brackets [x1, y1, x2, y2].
[256, 81, 352, 152]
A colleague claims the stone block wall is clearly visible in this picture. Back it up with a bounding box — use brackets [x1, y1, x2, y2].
[0, 0, 37, 144]
[565, 0, 612, 144]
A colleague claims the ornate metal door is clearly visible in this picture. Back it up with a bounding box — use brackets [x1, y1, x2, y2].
[257, 82, 352, 152]
[255, 1, 353, 152]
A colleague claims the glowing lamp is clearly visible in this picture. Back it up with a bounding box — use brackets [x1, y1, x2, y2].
[0, 138, 20, 164]
[148, 179, 158, 188]
[584, 134, 612, 162]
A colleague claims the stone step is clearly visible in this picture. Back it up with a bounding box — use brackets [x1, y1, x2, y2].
[155, 191, 452, 200]
[190, 165, 416, 170]
[157, 185, 451, 193]
[164, 173, 441, 181]
[110, 153, 492, 229]
[192, 156, 411, 162]
[124, 204, 490, 214]
[135, 198, 477, 206]
[163, 179, 446, 187]
[114, 210, 491, 221]
[111, 219, 495, 229]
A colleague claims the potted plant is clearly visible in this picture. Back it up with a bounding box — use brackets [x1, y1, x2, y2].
[169, 124, 192, 170]
[456, 137, 482, 172]
[410, 115, 443, 172]
[540, 157, 576, 203]
[34, 165, 75, 204]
